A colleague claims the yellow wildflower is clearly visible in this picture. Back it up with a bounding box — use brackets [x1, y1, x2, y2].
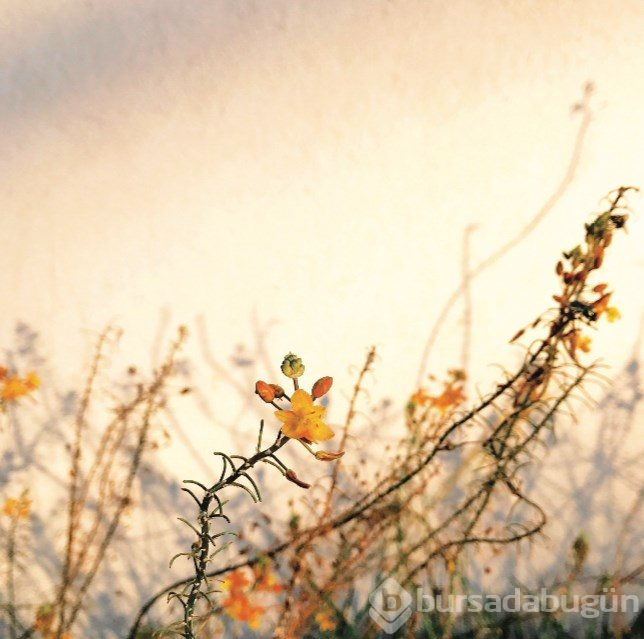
[222, 594, 264, 629]
[606, 307, 621, 322]
[1, 377, 28, 400]
[252, 563, 283, 593]
[275, 389, 334, 442]
[25, 371, 40, 389]
[2, 495, 31, 519]
[221, 568, 266, 629]
[430, 383, 466, 413]
[574, 333, 592, 353]
[222, 569, 251, 593]
[409, 389, 430, 406]
[315, 610, 337, 632]
[0, 370, 39, 401]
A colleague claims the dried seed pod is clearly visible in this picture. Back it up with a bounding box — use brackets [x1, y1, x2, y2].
[285, 469, 310, 489]
[314, 449, 345, 462]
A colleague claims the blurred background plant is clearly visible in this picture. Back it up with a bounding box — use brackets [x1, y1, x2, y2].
[0, 189, 631, 638]
[135, 188, 643, 638]
[1, 326, 187, 639]
[3, 2, 644, 636]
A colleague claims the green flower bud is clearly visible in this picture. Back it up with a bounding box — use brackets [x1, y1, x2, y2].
[281, 352, 305, 379]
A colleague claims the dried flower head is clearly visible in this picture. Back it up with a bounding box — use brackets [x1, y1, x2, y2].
[280, 352, 305, 379]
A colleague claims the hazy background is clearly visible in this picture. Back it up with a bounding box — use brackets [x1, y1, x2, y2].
[1, 1, 643, 635]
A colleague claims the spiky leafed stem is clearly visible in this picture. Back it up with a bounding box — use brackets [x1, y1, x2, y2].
[182, 434, 289, 638]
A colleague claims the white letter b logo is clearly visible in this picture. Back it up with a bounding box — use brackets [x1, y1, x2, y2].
[369, 578, 413, 634]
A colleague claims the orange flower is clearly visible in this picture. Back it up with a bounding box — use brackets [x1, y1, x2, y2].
[222, 590, 264, 629]
[409, 389, 430, 406]
[574, 333, 592, 353]
[429, 383, 466, 413]
[1, 377, 28, 400]
[222, 569, 251, 593]
[315, 610, 337, 632]
[33, 602, 72, 639]
[220, 568, 271, 629]
[25, 371, 40, 390]
[2, 495, 31, 519]
[409, 371, 466, 413]
[252, 564, 283, 593]
[275, 389, 334, 442]
[34, 604, 55, 633]
[1, 371, 39, 401]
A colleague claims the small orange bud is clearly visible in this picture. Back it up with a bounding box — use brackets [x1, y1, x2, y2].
[255, 381, 276, 403]
[314, 450, 345, 462]
[269, 384, 285, 399]
[285, 469, 310, 489]
[592, 292, 611, 314]
[311, 376, 333, 399]
[555, 261, 563, 276]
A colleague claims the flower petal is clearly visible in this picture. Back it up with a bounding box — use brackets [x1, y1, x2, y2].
[290, 388, 313, 411]
[305, 419, 335, 442]
[274, 409, 292, 423]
